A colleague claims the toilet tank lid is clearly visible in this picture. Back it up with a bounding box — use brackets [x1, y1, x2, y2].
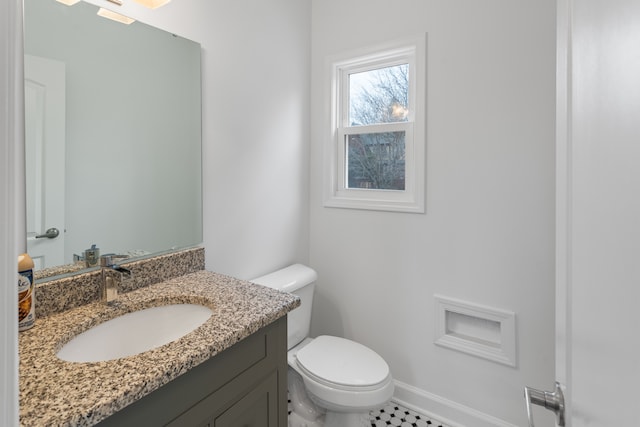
[250, 264, 317, 292]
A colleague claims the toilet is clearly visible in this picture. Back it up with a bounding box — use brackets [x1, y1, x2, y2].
[251, 264, 394, 427]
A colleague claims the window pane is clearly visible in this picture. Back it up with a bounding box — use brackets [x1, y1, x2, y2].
[349, 64, 409, 126]
[346, 131, 405, 190]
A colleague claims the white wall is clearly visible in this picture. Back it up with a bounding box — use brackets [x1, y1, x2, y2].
[309, 1, 556, 425]
[85, 0, 312, 279]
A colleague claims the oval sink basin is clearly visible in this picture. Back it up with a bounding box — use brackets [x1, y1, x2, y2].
[57, 304, 213, 363]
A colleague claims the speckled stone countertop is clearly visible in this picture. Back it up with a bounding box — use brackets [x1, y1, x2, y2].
[19, 270, 300, 427]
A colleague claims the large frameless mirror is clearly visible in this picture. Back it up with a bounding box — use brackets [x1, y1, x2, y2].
[23, 0, 202, 278]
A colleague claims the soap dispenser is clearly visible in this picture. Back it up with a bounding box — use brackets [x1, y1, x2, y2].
[84, 244, 100, 267]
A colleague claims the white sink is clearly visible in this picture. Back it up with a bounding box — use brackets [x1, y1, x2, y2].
[57, 304, 213, 363]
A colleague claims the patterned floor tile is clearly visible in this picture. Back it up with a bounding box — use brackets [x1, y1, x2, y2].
[369, 403, 450, 427]
[288, 394, 449, 427]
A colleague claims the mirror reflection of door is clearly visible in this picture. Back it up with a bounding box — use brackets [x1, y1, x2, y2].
[25, 54, 65, 270]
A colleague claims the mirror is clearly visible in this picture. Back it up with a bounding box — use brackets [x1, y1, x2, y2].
[23, 0, 202, 277]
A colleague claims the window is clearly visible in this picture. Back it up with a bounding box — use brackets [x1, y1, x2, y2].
[324, 36, 426, 213]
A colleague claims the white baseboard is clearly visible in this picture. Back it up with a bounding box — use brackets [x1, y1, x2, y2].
[392, 380, 518, 427]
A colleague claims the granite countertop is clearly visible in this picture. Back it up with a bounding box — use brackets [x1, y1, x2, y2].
[19, 270, 300, 427]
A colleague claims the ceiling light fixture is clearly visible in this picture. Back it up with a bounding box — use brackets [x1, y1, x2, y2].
[55, 0, 81, 5]
[132, 0, 171, 9]
[97, 7, 135, 25]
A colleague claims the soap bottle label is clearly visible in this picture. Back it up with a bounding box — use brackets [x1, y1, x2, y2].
[18, 268, 35, 331]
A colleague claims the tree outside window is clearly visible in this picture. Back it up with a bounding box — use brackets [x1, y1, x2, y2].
[346, 64, 409, 191]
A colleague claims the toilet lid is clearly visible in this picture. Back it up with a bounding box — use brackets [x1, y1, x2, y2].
[295, 335, 390, 388]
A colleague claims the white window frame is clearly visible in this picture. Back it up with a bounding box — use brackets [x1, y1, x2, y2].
[324, 35, 426, 213]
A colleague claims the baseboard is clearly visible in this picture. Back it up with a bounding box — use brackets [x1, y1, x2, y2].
[392, 380, 518, 427]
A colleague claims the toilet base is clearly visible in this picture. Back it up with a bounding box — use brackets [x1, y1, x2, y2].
[289, 411, 324, 427]
[288, 367, 372, 427]
[288, 367, 325, 427]
[324, 411, 370, 427]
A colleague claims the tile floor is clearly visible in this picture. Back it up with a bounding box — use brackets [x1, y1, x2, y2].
[369, 403, 450, 427]
[288, 396, 449, 427]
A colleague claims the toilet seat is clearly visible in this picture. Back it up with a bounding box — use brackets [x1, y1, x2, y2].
[295, 335, 391, 390]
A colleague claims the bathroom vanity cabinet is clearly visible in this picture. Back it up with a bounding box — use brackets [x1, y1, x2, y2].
[96, 317, 288, 427]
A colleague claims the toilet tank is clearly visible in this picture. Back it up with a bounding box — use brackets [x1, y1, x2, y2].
[251, 264, 317, 350]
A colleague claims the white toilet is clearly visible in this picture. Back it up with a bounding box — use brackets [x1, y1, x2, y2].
[251, 264, 394, 427]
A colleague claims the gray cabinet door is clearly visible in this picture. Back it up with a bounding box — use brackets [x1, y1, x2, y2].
[213, 372, 278, 427]
[170, 371, 278, 427]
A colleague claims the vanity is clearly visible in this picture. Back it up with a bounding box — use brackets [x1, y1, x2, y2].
[19, 248, 300, 426]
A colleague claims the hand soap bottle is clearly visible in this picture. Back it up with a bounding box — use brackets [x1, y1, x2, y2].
[18, 253, 35, 331]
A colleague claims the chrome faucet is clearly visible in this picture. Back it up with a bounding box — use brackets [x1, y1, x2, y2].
[100, 254, 132, 304]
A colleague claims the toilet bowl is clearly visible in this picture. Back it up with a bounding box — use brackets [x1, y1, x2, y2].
[289, 336, 394, 426]
[251, 265, 394, 427]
